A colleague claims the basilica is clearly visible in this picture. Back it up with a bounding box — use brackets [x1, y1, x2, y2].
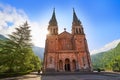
[43, 9, 92, 72]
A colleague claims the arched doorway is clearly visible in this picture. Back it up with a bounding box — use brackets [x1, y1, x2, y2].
[72, 60, 76, 71]
[59, 60, 63, 71]
[65, 58, 70, 71]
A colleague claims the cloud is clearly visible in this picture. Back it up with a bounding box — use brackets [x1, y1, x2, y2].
[0, 3, 28, 34]
[30, 22, 48, 47]
[90, 39, 120, 54]
[0, 3, 47, 47]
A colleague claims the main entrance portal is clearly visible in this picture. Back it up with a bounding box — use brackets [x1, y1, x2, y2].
[65, 58, 70, 71]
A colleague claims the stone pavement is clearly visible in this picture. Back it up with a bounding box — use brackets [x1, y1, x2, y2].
[41, 72, 120, 80]
[1, 72, 120, 80]
[41, 74, 120, 80]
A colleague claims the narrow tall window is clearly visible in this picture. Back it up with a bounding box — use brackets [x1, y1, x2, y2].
[76, 28, 78, 34]
[79, 28, 81, 34]
[50, 56, 52, 64]
[82, 57, 85, 66]
[53, 29, 55, 34]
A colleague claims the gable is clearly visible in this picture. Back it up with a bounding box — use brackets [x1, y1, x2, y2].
[58, 31, 72, 39]
[58, 31, 73, 50]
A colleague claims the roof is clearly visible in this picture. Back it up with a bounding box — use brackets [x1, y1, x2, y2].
[58, 31, 72, 39]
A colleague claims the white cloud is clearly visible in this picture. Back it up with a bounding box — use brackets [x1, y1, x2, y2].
[0, 3, 47, 47]
[90, 39, 120, 55]
[0, 3, 28, 34]
[30, 22, 48, 47]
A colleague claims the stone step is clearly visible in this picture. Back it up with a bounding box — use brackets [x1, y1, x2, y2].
[40, 72, 120, 76]
[41, 72, 98, 75]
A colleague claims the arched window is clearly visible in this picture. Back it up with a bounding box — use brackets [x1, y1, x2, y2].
[76, 28, 78, 34]
[72, 60, 76, 71]
[79, 28, 81, 34]
[53, 28, 55, 34]
[49, 56, 52, 64]
[59, 60, 63, 70]
[82, 57, 86, 67]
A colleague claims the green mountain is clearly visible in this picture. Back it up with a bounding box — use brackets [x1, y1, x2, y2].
[0, 34, 7, 40]
[32, 46, 44, 59]
[91, 42, 120, 71]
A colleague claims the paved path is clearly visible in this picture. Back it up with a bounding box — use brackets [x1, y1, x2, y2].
[1, 72, 120, 80]
[41, 74, 120, 80]
[0, 72, 41, 80]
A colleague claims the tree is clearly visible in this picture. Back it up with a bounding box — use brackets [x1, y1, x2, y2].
[0, 21, 41, 73]
[8, 21, 32, 47]
[30, 55, 41, 71]
[0, 39, 18, 72]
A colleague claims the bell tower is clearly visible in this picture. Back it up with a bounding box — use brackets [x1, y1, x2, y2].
[44, 9, 59, 72]
[72, 9, 92, 70]
[48, 8, 58, 35]
[72, 9, 84, 35]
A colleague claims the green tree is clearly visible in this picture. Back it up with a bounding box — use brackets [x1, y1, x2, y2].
[0, 39, 18, 72]
[30, 55, 41, 71]
[0, 21, 41, 73]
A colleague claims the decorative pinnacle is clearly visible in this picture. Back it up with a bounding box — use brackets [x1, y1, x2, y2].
[64, 28, 66, 31]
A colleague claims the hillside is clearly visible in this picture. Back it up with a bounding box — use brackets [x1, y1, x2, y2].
[91, 42, 120, 71]
[0, 34, 7, 40]
[32, 46, 44, 59]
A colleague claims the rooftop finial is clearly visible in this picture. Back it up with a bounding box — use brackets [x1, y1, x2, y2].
[64, 28, 66, 31]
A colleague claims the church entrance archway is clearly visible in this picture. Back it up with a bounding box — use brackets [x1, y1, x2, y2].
[65, 58, 70, 71]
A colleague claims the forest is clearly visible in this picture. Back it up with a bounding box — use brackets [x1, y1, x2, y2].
[0, 22, 41, 77]
[91, 42, 120, 72]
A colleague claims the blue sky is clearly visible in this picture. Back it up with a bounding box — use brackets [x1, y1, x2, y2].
[0, 0, 120, 54]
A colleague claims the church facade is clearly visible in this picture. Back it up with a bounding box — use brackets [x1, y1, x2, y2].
[43, 9, 92, 72]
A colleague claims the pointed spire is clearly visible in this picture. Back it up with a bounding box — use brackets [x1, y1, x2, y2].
[49, 8, 58, 26]
[73, 8, 78, 21]
[72, 8, 81, 26]
[72, 9, 84, 35]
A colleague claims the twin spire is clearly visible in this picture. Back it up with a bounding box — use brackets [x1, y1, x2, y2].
[49, 8, 81, 27]
[48, 8, 83, 35]
[72, 8, 81, 26]
[49, 8, 58, 26]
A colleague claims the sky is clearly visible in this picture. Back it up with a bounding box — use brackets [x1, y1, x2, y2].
[0, 0, 120, 54]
